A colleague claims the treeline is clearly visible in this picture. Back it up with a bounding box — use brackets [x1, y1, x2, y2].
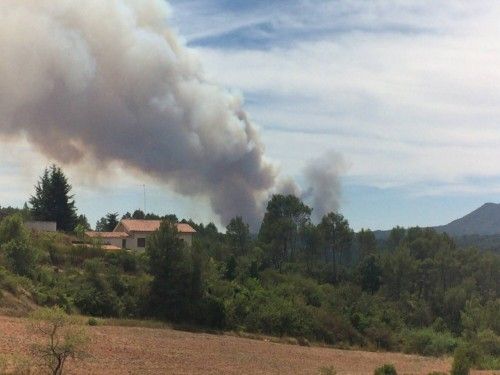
[0, 167, 498, 372]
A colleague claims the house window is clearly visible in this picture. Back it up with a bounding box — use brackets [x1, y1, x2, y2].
[122, 239, 127, 248]
[137, 238, 146, 248]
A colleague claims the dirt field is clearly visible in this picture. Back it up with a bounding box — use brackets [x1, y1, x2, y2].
[0, 315, 494, 375]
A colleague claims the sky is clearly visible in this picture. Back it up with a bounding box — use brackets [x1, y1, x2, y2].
[2, 0, 500, 230]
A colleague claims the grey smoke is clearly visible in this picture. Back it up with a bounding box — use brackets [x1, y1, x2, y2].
[303, 151, 347, 222]
[0, 0, 276, 228]
[0, 1, 346, 228]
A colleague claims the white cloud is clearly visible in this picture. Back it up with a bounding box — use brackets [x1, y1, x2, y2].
[182, 1, 500, 196]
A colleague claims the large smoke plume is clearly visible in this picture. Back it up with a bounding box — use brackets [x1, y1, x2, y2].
[303, 151, 347, 222]
[0, 0, 343, 228]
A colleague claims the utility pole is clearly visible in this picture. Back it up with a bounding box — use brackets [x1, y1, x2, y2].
[143, 184, 146, 213]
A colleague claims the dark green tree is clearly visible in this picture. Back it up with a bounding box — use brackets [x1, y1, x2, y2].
[226, 216, 251, 256]
[319, 212, 353, 282]
[132, 210, 145, 219]
[357, 228, 377, 259]
[259, 194, 312, 269]
[358, 255, 382, 294]
[95, 212, 119, 232]
[76, 214, 91, 230]
[146, 221, 201, 321]
[388, 226, 406, 250]
[301, 223, 322, 272]
[29, 165, 77, 232]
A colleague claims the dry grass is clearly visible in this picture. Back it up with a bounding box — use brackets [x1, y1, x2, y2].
[0, 315, 496, 374]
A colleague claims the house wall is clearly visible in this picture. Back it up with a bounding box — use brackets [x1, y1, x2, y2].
[103, 237, 124, 249]
[126, 232, 149, 251]
[123, 231, 193, 251]
[25, 221, 57, 232]
[178, 233, 193, 246]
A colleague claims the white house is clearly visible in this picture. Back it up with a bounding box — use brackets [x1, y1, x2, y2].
[86, 219, 196, 251]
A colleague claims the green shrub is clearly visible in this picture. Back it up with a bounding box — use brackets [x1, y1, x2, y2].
[3, 239, 39, 277]
[194, 295, 226, 328]
[476, 329, 500, 356]
[451, 344, 475, 375]
[402, 328, 458, 356]
[374, 364, 397, 375]
[0, 266, 33, 295]
[87, 317, 98, 326]
[0, 214, 28, 244]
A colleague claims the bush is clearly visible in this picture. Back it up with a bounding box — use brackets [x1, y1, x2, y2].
[0, 266, 33, 295]
[374, 364, 397, 375]
[194, 295, 226, 329]
[87, 317, 98, 326]
[3, 239, 39, 277]
[401, 328, 458, 356]
[451, 344, 475, 375]
[29, 306, 89, 374]
[74, 260, 123, 317]
[0, 214, 27, 244]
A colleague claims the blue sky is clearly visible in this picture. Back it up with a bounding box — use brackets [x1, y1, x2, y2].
[2, 0, 500, 230]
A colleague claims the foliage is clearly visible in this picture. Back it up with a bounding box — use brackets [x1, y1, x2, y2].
[373, 364, 397, 375]
[29, 165, 77, 232]
[0, 214, 28, 244]
[259, 194, 312, 269]
[74, 259, 124, 317]
[146, 221, 203, 321]
[401, 328, 458, 356]
[3, 239, 39, 277]
[318, 212, 353, 282]
[357, 228, 376, 259]
[95, 212, 119, 232]
[0, 190, 498, 370]
[75, 215, 90, 231]
[451, 344, 474, 375]
[29, 306, 89, 375]
[226, 216, 251, 256]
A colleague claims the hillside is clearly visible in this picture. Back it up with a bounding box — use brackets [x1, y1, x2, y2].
[375, 202, 500, 244]
[435, 202, 500, 236]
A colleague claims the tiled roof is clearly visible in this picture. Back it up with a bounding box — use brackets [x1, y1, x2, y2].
[119, 220, 196, 234]
[85, 231, 129, 238]
[176, 223, 197, 234]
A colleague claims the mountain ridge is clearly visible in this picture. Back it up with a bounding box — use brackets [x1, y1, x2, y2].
[374, 202, 500, 239]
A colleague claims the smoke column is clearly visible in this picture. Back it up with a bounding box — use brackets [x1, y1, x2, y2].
[0, 0, 276, 228]
[303, 151, 347, 222]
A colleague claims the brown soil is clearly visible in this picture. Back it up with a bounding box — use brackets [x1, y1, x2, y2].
[0, 315, 495, 375]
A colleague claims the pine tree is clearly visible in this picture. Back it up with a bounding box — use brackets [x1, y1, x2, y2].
[29, 165, 77, 232]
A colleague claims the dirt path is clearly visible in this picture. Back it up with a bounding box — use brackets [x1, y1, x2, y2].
[0, 315, 490, 374]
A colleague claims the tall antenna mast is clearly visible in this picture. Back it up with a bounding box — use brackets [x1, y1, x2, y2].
[143, 184, 146, 213]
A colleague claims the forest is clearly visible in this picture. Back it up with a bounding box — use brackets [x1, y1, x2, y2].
[0, 166, 498, 374]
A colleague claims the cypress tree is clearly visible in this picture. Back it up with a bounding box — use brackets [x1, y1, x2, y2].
[29, 165, 77, 232]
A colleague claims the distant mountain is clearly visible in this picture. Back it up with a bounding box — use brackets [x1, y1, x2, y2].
[435, 202, 500, 236]
[374, 202, 500, 241]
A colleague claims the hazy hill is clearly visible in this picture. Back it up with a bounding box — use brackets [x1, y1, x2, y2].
[434, 202, 500, 236]
[374, 202, 500, 251]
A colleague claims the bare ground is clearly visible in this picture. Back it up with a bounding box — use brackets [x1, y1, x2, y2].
[0, 315, 495, 375]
